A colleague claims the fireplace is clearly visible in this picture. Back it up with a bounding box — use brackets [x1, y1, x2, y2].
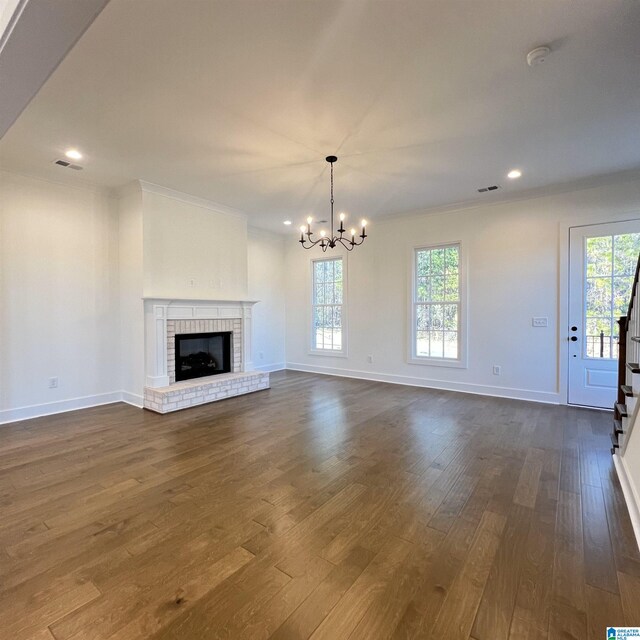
[175, 331, 232, 381]
[143, 299, 268, 413]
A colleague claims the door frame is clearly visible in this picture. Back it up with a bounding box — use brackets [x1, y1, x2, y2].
[560, 216, 640, 406]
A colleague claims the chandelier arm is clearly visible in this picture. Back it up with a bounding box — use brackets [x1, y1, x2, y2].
[300, 233, 326, 250]
[336, 237, 355, 251]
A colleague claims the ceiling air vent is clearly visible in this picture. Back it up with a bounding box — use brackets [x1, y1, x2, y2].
[54, 159, 83, 170]
[477, 185, 500, 193]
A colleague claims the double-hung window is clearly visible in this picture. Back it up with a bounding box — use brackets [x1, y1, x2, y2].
[311, 257, 345, 354]
[411, 243, 464, 365]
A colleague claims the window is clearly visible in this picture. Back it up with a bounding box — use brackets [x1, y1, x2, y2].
[411, 243, 463, 364]
[311, 257, 345, 353]
[584, 232, 640, 358]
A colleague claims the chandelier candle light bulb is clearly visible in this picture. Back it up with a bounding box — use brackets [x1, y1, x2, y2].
[298, 156, 368, 252]
[338, 212, 346, 234]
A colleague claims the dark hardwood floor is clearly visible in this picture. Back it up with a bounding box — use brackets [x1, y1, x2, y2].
[1, 370, 639, 639]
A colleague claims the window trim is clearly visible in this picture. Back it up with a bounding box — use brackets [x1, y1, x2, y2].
[309, 254, 348, 357]
[408, 241, 467, 368]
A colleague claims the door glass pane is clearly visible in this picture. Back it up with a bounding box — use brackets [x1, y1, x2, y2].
[586, 278, 612, 317]
[584, 233, 640, 359]
[586, 236, 613, 277]
[614, 234, 640, 275]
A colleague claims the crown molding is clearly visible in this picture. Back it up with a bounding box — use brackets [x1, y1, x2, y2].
[0, 168, 112, 197]
[112, 180, 142, 200]
[0, 0, 27, 55]
[247, 166, 640, 237]
[139, 180, 248, 221]
[374, 167, 640, 226]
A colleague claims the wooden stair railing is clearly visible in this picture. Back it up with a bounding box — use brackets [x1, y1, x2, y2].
[618, 315, 628, 406]
[612, 251, 640, 454]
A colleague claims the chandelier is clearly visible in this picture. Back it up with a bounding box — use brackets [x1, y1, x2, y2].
[299, 156, 367, 251]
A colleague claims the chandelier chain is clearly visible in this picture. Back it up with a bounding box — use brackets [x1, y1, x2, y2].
[330, 161, 334, 237]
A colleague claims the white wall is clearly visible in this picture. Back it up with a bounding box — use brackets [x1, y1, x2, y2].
[620, 415, 640, 549]
[142, 188, 248, 300]
[285, 177, 640, 403]
[0, 175, 265, 418]
[248, 228, 286, 371]
[0, 171, 120, 421]
[4, 169, 639, 423]
[117, 182, 144, 403]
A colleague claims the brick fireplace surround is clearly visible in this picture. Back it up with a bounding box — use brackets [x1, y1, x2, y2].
[167, 318, 242, 383]
[143, 298, 269, 413]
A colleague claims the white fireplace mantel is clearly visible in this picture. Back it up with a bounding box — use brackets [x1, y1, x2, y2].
[143, 298, 258, 389]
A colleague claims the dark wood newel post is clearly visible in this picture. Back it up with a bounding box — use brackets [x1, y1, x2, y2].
[617, 315, 628, 405]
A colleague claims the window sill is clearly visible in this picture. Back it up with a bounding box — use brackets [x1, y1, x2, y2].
[408, 356, 467, 369]
[308, 349, 349, 359]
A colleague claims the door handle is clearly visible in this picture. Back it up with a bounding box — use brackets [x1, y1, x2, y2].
[570, 336, 578, 342]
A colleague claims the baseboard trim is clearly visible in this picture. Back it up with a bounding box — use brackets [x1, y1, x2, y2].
[285, 362, 560, 405]
[0, 365, 559, 424]
[254, 362, 286, 373]
[0, 391, 124, 425]
[614, 454, 640, 552]
[121, 391, 144, 408]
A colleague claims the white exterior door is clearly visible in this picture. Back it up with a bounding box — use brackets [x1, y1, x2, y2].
[568, 221, 640, 408]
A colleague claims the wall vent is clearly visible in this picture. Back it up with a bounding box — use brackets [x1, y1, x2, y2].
[477, 185, 500, 193]
[54, 159, 83, 170]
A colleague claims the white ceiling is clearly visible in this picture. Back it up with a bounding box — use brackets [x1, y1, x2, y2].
[1, 0, 639, 232]
[0, 0, 109, 138]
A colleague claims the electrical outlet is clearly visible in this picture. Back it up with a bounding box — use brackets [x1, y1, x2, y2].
[367, 355, 373, 364]
[532, 317, 548, 327]
[492, 365, 501, 376]
[259, 351, 264, 360]
[48, 377, 58, 388]
[189, 278, 196, 287]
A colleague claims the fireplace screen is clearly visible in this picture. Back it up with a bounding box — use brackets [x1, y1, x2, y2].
[175, 331, 232, 381]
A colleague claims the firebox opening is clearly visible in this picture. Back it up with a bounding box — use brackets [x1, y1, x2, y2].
[175, 331, 232, 382]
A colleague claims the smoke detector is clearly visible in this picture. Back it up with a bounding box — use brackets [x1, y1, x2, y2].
[527, 46, 551, 67]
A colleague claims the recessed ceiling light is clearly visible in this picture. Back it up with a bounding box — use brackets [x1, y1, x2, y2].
[283, 220, 292, 225]
[65, 149, 83, 160]
[507, 169, 522, 179]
